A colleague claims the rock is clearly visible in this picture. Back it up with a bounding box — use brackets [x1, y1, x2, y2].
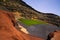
[0, 10, 44, 40]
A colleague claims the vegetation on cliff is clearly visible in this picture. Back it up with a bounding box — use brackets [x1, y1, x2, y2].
[0, 0, 60, 27]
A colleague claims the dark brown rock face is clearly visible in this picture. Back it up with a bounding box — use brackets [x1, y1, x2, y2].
[47, 30, 60, 40]
[0, 0, 60, 27]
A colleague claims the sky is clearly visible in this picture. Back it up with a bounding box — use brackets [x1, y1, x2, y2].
[23, 0, 60, 16]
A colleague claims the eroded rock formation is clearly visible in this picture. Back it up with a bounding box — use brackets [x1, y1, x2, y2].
[47, 30, 60, 40]
[0, 10, 44, 40]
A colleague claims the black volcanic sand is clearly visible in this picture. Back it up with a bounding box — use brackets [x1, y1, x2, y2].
[17, 21, 59, 40]
[27, 24, 58, 40]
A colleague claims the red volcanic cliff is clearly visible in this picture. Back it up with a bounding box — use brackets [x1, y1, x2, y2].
[0, 10, 44, 40]
[51, 31, 60, 40]
[47, 30, 60, 40]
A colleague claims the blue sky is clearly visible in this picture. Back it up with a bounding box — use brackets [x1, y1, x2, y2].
[23, 0, 60, 16]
